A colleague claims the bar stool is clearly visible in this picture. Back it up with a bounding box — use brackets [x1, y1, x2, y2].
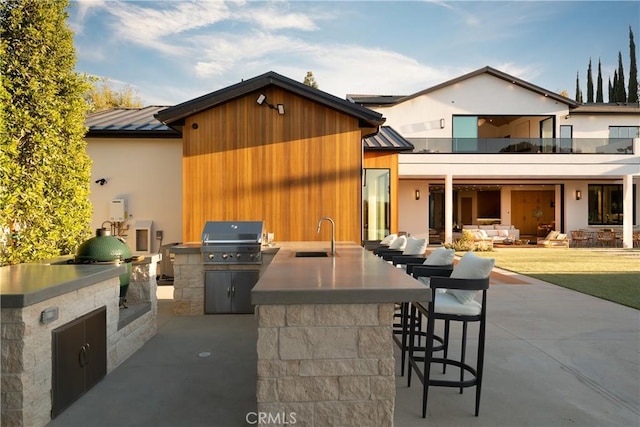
[408, 252, 494, 417]
[390, 246, 455, 376]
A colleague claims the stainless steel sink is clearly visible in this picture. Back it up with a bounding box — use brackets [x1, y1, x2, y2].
[294, 251, 330, 257]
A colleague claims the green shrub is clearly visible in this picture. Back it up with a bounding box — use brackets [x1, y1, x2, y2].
[445, 229, 493, 252]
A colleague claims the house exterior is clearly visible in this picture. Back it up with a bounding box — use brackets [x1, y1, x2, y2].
[84, 67, 639, 252]
[350, 66, 640, 248]
[85, 72, 407, 256]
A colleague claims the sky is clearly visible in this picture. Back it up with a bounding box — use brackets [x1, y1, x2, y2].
[68, 0, 640, 106]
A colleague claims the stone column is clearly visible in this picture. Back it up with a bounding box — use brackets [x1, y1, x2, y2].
[256, 303, 395, 427]
[172, 253, 204, 315]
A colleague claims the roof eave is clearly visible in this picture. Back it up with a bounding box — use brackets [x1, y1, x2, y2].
[155, 72, 385, 128]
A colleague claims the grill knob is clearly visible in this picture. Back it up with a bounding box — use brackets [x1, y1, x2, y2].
[208, 253, 215, 260]
[236, 253, 241, 258]
[222, 253, 228, 259]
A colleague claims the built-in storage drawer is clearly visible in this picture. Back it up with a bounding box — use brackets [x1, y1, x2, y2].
[51, 306, 107, 417]
[205, 270, 259, 314]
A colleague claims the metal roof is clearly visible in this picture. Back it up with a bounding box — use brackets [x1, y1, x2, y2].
[85, 106, 179, 138]
[84, 106, 409, 152]
[346, 94, 406, 106]
[363, 126, 414, 151]
[155, 71, 385, 129]
[570, 103, 640, 114]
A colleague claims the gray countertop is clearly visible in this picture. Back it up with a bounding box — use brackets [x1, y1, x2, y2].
[1, 263, 126, 308]
[251, 242, 430, 305]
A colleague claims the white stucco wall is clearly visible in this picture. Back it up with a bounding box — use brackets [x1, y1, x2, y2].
[86, 137, 183, 254]
[372, 74, 568, 138]
[398, 180, 429, 239]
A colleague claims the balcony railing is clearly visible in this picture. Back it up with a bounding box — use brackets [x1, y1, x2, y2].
[407, 138, 635, 154]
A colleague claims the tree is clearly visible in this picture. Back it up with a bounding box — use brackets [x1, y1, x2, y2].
[608, 77, 613, 102]
[575, 71, 583, 103]
[303, 71, 319, 89]
[615, 51, 627, 102]
[586, 59, 594, 102]
[596, 59, 604, 103]
[1, 0, 92, 265]
[85, 77, 143, 113]
[628, 26, 638, 103]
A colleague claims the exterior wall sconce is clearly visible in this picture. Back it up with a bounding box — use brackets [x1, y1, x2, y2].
[440, 118, 445, 129]
[575, 190, 582, 200]
[257, 93, 285, 115]
[415, 189, 420, 200]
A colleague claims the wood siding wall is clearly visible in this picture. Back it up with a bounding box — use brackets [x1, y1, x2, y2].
[182, 87, 364, 243]
[363, 152, 399, 234]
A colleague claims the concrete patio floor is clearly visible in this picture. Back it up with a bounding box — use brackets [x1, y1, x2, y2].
[47, 269, 640, 427]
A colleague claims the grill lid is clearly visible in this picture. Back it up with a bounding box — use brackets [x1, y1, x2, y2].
[201, 221, 265, 244]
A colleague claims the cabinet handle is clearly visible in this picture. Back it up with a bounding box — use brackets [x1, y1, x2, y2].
[85, 343, 90, 366]
[231, 286, 236, 297]
[79, 345, 87, 367]
[227, 287, 231, 298]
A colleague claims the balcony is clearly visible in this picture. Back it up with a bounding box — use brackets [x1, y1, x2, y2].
[407, 138, 635, 154]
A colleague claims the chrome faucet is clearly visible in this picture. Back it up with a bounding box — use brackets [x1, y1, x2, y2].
[316, 216, 335, 256]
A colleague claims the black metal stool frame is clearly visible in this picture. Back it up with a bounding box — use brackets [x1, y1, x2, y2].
[393, 264, 453, 376]
[407, 275, 490, 417]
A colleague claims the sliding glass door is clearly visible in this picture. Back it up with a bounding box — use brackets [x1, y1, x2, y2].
[363, 169, 390, 240]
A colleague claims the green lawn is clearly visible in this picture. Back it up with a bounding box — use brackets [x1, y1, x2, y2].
[471, 248, 640, 310]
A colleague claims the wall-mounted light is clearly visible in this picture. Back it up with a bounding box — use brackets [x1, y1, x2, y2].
[415, 189, 420, 200]
[575, 190, 582, 200]
[95, 178, 107, 186]
[440, 118, 445, 129]
[256, 93, 285, 115]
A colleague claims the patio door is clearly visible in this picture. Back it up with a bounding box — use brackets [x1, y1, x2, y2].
[362, 169, 390, 240]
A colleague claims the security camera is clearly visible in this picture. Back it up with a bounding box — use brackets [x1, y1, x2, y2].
[95, 178, 107, 185]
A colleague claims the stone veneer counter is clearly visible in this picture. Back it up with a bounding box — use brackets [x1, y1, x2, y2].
[0, 263, 125, 308]
[251, 242, 429, 427]
[1, 259, 159, 427]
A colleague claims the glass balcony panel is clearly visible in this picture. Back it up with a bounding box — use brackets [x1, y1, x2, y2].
[405, 138, 635, 154]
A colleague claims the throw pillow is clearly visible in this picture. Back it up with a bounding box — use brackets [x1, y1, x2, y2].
[380, 234, 397, 245]
[388, 235, 407, 250]
[447, 252, 495, 304]
[403, 237, 427, 255]
[423, 246, 455, 266]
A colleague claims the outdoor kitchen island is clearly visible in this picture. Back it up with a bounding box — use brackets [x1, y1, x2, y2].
[251, 241, 430, 427]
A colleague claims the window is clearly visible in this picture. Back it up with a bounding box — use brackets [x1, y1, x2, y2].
[609, 126, 639, 139]
[588, 184, 636, 225]
[362, 169, 390, 240]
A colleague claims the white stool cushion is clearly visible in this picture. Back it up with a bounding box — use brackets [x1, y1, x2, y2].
[434, 292, 482, 316]
[448, 252, 494, 304]
[423, 247, 455, 266]
[414, 291, 481, 316]
[388, 235, 407, 250]
[403, 237, 427, 255]
[380, 234, 397, 245]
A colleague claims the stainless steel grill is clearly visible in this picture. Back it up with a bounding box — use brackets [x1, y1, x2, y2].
[201, 221, 265, 265]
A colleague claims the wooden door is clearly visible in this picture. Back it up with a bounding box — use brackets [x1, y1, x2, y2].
[511, 190, 555, 236]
